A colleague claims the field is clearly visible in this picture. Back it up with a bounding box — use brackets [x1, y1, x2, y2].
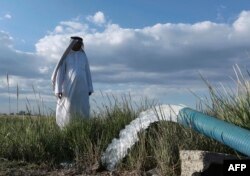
[1, 72, 250, 175]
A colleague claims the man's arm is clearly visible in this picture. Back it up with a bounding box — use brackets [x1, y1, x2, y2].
[55, 61, 66, 99]
[85, 53, 93, 95]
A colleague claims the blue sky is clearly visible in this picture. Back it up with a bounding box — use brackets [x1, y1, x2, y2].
[0, 0, 250, 114]
[1, 0, 249, 51]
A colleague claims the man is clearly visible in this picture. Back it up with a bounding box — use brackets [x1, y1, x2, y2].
[51, 36, 93, 128]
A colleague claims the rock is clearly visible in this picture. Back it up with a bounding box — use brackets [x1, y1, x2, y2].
[179, 150, 237, 176]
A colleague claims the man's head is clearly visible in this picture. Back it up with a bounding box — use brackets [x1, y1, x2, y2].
[71, 36, 83, 51]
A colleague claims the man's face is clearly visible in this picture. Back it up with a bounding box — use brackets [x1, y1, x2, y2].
[72, 41, 83, 51]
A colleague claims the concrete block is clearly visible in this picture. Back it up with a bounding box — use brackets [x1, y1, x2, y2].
[179, 150, 237, 176]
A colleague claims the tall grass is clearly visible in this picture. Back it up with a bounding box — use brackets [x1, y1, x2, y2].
[16, 83, 19, 114]
[0, 95, 236, 175]
[198, 66, 250, 129]
[1, 68, 250, 175]
[6, 73, 11, 115]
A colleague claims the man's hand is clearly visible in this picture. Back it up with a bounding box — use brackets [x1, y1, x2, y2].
[56, 93, 63, 99]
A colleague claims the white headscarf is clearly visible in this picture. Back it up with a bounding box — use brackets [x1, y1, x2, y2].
[51, 39, 79, 91]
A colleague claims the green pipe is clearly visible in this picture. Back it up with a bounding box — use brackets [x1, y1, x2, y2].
[178, 107, 250, 156]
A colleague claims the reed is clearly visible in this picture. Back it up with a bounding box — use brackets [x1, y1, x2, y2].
[16, 83, 19, 114]
[6, 73, 11, 115]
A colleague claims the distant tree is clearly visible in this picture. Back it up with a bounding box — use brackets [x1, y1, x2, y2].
[17, 111, 26, 115]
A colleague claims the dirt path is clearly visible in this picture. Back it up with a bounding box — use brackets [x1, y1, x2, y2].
[0, 159, 141, 176]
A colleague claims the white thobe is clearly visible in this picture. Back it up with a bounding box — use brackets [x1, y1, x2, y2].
[54, 50, 93, 128]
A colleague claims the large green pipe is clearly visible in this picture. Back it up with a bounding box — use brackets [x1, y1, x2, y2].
[178, 107, 250, 156]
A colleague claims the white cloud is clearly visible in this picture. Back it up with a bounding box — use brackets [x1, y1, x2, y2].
[35, 10, 250, 88]
[0, 31, 49, 110]
[54, 26, 64, 33]
[87, 11, 106, 26]
[2, 10, 250, 112]
[60, 21, 88, 32]
[51, 20, 89, 35]
[4, 13, 12, 19]
[36, 20, 90, 61]
[0, 13, 12, 20]
[233, 11, 250, 33]
[0, 30, 13, 47]
[35, 34, 69, 60]
[39, 66, 49, 74]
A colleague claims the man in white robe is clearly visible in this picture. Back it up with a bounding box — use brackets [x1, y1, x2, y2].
[51, 36, 93, 128]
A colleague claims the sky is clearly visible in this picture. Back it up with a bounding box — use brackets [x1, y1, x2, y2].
[0, 0, 250, 114]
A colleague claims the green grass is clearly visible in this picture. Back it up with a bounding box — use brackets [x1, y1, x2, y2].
[196, 67, 250, 130]
[1, 69, 250, 175]
[0, 99, 236, 175]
